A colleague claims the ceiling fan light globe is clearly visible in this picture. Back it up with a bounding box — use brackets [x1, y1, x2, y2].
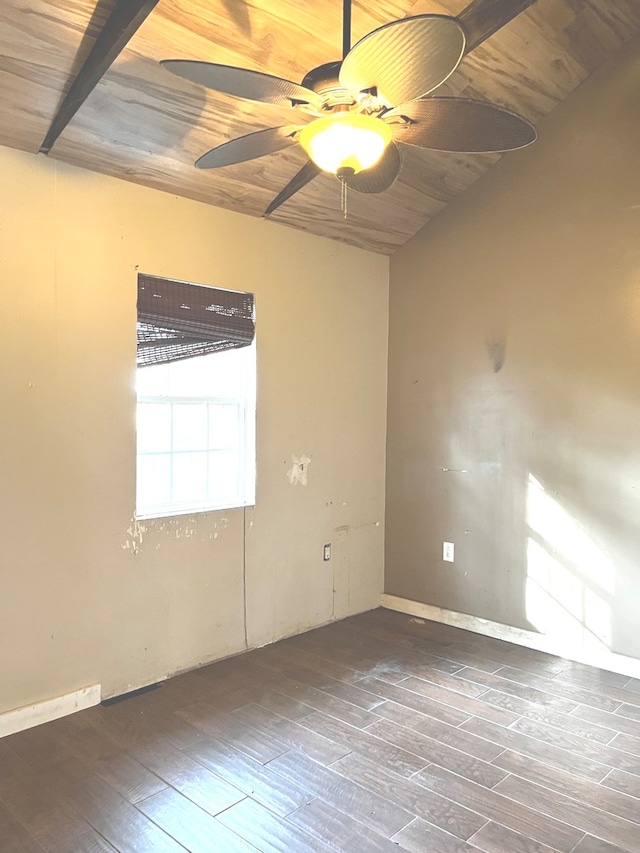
[299, 113, 392, 175]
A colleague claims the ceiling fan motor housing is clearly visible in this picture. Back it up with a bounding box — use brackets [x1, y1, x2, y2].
[301, 61, 354, 109]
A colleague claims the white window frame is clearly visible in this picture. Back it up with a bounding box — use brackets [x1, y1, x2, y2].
[135, 343, 256, 520]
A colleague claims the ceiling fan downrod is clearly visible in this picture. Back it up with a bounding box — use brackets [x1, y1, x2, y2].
[343, 0, 351, 60]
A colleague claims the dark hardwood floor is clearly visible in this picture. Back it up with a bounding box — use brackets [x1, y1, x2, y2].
[2, 608, 640, 852]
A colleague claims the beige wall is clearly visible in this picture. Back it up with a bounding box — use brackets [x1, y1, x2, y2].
[386, 38, 640, 660]
[0, 147, 388, 714]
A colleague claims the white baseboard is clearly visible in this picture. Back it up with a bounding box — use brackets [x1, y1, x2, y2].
[381, 594, 640, 680]
[0, 684, 102, 739]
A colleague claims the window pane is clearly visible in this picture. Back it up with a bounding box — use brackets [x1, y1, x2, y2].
[202, 348, 248, 398]
[173, 404, 207, 452]
[167, 355, 213, 397]
[137, 362, 170, 396]
[136, 453, 171, 509]
[208, 450, 239, 501]
[172, 451, 207, 504]
[137, 403, 171, 453]
[209, 404, 239, 449]
[135, 279, 256, 519]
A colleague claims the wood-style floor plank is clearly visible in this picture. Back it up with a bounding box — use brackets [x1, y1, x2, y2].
[135, 787, 259, 852]
[132, 739, 246, 816]
[492, 665, 623, 713]
[2, 608, 640, 853]
[493, 774, 640, 851]
[469, 820, 566, 853]
[280, 665, 387, 711]
[551, 663, 631, 691]
[391, 674, 521, 726]
[453, 666, 581, 713]
[353, 676, 473, 726]
[573, 837, 637, 853]
[183, 737, 312, 817]
[300, 711, 430, 777]
[413, 764, 585, 851]
[0, 799, 46, 853]
[280, 631, 404, 681]
[505, 716, 640, 774]
[460, 716, 611, 782]
[287, 798, 403, 853]
[229, 703, 351, 766]
[175, 702, 291, 764]
[49, 827, 119, 852]
[266, 749, 414, 837]
[493, 750, 640, 824]
[609, 731, 640, 757]
[62, 775, 187, 852]
[571, 703, 640, 739]
[599, 767, 640, 800]
[364, 718, 507, 787]
[251, 642, 367, 686]
[390, 817, 481, 853]
[90, 752, 168, 805]
[480, 688, 617, 743]
[216, 796, 335, 853]
[0, 746, 95, 851]
[616, 704, 640, 722]
[330, 750, 488, 841]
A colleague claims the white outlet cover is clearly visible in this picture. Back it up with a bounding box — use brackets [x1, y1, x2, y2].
[443, 542, 454, 562]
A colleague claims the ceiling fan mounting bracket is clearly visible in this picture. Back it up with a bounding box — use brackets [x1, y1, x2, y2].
[386, 113, 417, 127]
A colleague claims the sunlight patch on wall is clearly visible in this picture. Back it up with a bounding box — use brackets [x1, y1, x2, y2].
[525, 475, 613, 652]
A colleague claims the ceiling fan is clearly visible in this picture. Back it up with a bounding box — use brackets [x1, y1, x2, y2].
[162, 0, 536, 216]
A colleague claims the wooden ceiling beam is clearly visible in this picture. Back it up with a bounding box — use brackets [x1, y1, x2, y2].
[458, 0, 538, 53]
[40, 0, 160, 155]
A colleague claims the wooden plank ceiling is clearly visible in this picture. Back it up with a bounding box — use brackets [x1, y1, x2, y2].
[1, 0, 640, 254]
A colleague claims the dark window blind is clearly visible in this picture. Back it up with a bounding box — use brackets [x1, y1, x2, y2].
[137, 274, 255, 367]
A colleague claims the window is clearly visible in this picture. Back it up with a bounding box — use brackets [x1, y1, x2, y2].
[135, 275, 255, 519]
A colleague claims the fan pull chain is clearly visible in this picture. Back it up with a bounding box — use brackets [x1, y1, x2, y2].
[341, 178, 348, 218]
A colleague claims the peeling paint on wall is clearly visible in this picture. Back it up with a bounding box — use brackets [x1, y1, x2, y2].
[121, 519, 147, 555]
[155, 517, 200, 539]
[122, 515, 212, 552]
[287, 455, 311, 486]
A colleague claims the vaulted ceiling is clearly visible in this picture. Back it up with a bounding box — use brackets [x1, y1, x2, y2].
[2, 1, 640, 254]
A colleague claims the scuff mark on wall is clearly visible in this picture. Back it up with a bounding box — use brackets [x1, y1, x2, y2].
[486, 325, 507, 373]
[335, 520, 382, 534]
[287, 455, 311, 486]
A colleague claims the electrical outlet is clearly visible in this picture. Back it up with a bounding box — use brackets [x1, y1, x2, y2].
[443, 541, 454, 562]
[323, 543, 331, 561]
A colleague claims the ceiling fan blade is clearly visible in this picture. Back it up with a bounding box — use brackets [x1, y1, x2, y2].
[263, 160, 322, 217]
[341, 143, 401, 194]
[161, 60, 322, 109]
[196, 126, 301, 169]
[458, 0, 537, 54]
[385, 97, 536, 153]
[339, 15, 465, 107]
